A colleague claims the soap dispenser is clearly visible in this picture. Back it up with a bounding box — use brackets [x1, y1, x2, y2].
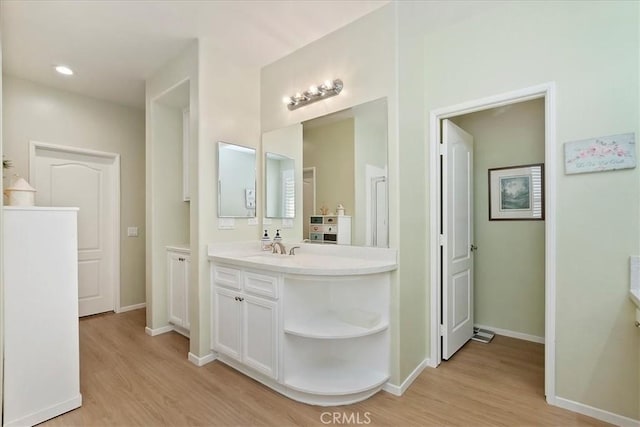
[261, 230, 271, 251]
[274, 229, 282, 243]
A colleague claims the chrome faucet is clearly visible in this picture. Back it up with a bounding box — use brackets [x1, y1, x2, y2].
[289, 246, 300, 255]
[272, 241, 286, 255]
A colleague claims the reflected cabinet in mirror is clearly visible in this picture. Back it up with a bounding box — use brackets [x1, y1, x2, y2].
[262, 97, 388, 247]
[217, 141, 256, 218]
[265, 152, 295, 218]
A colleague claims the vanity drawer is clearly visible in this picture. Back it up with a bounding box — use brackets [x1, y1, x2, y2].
[309, 233, 323, 241]
[310, 224, 336, 233]
[213, 265, 242, 290]
[323, 216, 337, 224]
[244, 271, 279, 299]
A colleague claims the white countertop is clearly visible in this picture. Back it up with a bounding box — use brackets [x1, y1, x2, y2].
[208, 241, 397, 276]
[167, 244, 190, 254]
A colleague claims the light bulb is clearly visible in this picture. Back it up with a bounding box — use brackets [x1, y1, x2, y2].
[282, 96, 292, 105]
[309, 85, 319, 95]
[55, 65, 74, 76]
[323, 79, 333, 90]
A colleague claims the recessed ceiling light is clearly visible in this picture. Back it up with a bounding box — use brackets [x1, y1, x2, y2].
[54, 65, 74, 76]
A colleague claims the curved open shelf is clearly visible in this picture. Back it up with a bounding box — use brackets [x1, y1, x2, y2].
[284, 312, 388, 339]
[284, 358, 389, 396]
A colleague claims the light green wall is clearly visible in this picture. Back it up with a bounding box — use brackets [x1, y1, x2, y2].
[452, 99, 545, 338]
[194, 38, 261, 357]
[303, 118, 355, 221]
[4, 75, 146, 308]
[145, 42, 198, 330]
[149, 101, 190, 325]
[419, 0, 639, 418]
[260, 5, 401, 384]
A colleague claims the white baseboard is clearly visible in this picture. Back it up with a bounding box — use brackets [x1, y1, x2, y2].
[553, 396, 640, 427]
[144, 325, 174, 336]
[118, 302, 146, 313]
[4, 394, 82, 427]
[382, 358, 430, 396]
[188, 352, 216, 367]
[474, 323, 544, 344]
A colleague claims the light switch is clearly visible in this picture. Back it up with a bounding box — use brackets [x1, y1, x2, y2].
[248, 218, 258, 226]
[263, 218, 272, 225]
[282, 219, 293, 229]
[127, 227, 139, 237]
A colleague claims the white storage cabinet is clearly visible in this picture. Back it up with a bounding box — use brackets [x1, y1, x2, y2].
[3, 207, 82, 427]
[167, 246, 191, 334]
[212, 265, 279, 379]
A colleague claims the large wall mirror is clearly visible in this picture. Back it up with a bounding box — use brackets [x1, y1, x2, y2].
[262, 97, 388, 247]
[265, 152, 295, 218]
[303, 97, 388, 247]
[217, 141, 256, 218]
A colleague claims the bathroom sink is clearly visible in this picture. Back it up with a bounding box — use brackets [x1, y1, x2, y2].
[208, 243, 398, 276]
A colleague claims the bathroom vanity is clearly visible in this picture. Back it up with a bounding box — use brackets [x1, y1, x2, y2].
[208, 242, 397, 406]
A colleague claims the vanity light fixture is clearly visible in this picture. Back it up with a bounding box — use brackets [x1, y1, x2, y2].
[54, 65, 74, 76]
[282, 78, 343, 111]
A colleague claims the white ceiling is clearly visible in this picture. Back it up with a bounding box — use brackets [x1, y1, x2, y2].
[1, 0, 389, 109]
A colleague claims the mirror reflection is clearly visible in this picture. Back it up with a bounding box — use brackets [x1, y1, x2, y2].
[265, 152, 295, 219]
[217, 141, 256, 218]
[302, 98, 388, 247]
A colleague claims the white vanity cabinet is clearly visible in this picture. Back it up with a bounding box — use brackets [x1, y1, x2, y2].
[212, 265, 279, 379]
[208, 243, 397, 406]
[167, 246, 191, 333]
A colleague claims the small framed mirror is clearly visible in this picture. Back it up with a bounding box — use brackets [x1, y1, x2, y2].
[265, 152, 295, 219]
[217, 141, 256, 218]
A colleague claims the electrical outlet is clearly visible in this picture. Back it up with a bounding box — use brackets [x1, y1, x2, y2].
[127, 227, 139, 237]
[248, 218, 258, 226]
[263, 218, 272, 225]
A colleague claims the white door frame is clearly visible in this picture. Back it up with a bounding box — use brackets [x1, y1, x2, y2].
[428, 82, 557, 402]
[29, 141, 122, 313]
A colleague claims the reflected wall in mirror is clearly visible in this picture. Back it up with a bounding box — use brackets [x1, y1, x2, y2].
[265, 152, 295, 218]
[217, 141, 256, 217]
[302, 97, 388, 247]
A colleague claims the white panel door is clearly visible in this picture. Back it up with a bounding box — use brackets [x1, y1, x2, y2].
[31, 144, 118, 316]
[442, 120, 474, 360]
[167, 251, 188, 328]
[213, 287, 242, 361]
[243, 295, 277, 379]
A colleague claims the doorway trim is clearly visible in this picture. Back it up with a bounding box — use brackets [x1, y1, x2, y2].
[29, 141, 122, 313]
[428, 82, 557, 402]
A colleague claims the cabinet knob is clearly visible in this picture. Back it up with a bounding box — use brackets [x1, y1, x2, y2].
[238, 297, 244, 302]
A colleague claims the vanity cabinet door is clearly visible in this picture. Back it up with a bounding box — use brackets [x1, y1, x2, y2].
[168, 251, 189, 329]
[213, 287, 243, 361]
[243, 295, 278, 379]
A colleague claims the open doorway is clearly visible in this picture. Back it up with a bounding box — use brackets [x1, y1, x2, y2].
[429, 83, 557, 402]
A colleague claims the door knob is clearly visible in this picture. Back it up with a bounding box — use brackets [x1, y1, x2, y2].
[470, 244, 478, 252]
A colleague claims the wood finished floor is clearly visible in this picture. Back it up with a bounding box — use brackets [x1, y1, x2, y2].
[44, 309, 608, 427]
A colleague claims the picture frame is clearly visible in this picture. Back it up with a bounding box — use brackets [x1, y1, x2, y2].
[488, 163, 544, 221]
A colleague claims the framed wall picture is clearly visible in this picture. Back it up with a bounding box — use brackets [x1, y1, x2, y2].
[488, 163, 544, 221]
[564, 132, 636, 174]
